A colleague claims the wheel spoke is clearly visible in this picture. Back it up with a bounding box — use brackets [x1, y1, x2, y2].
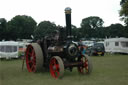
[84, 58, 88, 71]
[29, 46, 33, 51]
[54, 71, 60, 78]
[79, 67, 83, 73]
[27, 60, 33, 64]
[53, 64, 59, 77]
[53, 58, 57, 64]
[27, 52, 32, 57]
[55, 64, 59, 70]
[84, 60, 88, 67]
[31, 64, 36, 71]
[53, 64, 60, 78]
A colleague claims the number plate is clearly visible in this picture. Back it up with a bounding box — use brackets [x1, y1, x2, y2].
[98, 52, 102, 54]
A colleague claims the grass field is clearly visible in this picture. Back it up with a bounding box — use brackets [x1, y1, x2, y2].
[0, 54, 128, 85]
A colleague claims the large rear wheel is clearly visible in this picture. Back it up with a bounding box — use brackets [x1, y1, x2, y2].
[77, 54, 92, 74]
[25, 43, 44, 72]
[49, 56, 64, 79]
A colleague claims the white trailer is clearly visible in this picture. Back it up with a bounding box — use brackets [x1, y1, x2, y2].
[104, 38, 128, 54]
[0, 41, 19, 59]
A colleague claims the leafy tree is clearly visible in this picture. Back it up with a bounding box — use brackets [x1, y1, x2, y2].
[103, 27, 111, 38]
[95, 27, 106, 38]
[81, 16, 104, 29]
[71, 25, 77, 37]
[0, 18, 7, 40]
[120, 0, 128, 25]
[106, 23, 125, 38]
[7, 15, 37, 40]
[71, 25, 81, 40]
[34, 21, 57, 39]
[122, 26, 128, 37]
[120, 0, 127, 4]
[120, 0, 128, 37]
[80, 16, 104, 38]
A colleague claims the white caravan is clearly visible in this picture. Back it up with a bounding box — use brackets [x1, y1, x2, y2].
[0, 41, 19, 59]
[104, 38, 128, 54]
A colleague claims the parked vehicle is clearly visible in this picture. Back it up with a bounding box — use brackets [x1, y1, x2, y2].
[81, 41, 95, 47]
[86, 43, 105, 56]
[104, 38, 128, 54]
[0, 41, 19, 59]
[0, 41, 29, 59]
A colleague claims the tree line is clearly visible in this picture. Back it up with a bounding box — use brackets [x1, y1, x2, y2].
[0, 0, 128, 41]
[0, 15, 126, 41]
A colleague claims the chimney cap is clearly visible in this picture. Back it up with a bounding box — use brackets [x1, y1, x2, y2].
[65, 7, 71, 11]
[65, 7, 72, 14]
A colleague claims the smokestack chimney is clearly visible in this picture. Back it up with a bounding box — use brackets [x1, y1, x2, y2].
[65, 7, 72, 39]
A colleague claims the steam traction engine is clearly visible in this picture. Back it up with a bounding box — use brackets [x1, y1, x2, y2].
[25, 7, 92, 79]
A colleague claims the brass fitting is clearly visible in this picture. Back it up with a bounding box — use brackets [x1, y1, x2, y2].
[65, 7, 72, 14]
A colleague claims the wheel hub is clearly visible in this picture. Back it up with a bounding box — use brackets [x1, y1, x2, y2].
[53, 65, 57, 70]
[30, 56, 33, 60]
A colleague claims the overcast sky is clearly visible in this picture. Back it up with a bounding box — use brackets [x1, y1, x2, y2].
[0, 0, 123, 27]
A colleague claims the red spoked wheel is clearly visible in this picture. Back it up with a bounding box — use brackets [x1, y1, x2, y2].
[26, 43, 44, 72]
[78, 54, 92, 74]
[49, 56, 64, 79]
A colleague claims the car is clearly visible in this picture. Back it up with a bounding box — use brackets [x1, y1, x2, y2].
[86, 43, 105, 56]
[81, 41, 95, 47]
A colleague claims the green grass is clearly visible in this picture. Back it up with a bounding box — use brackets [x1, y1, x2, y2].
[0, 54, 128, 85]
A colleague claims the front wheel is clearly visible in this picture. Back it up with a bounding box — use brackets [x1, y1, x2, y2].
[49, 56, 64, 79]
[77, 54, 93, 74]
